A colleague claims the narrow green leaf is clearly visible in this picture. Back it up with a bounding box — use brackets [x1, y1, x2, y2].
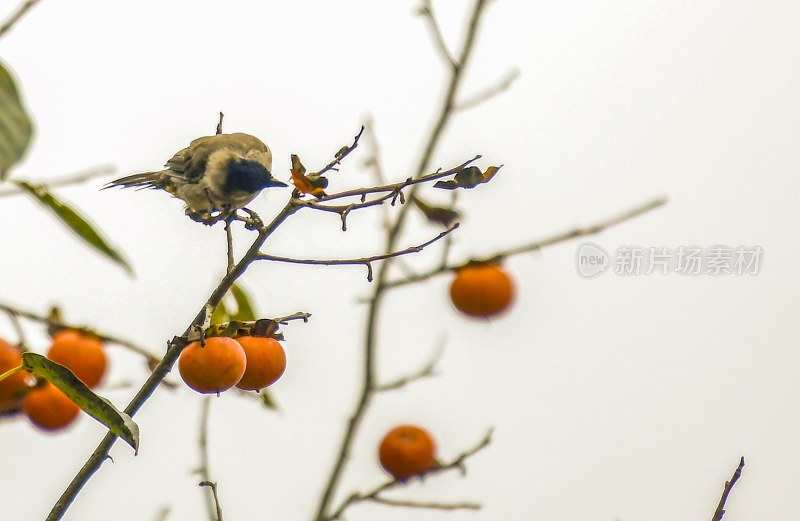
[230, 283, 256, 322]
[210, 299, 230, 325]
[21, 353, 140, 452]
[15, 181, 132, 274]
[0, 62, 33, 180]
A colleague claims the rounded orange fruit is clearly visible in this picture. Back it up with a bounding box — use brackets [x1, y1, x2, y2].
[47, 329, 107, 389]
[235, 336, 287, 391]
[379, 425, 437, 480]
[0, 339, 31, 413]
[178, 337, 247, 394]
[22, 381, 81, 431]
[449, 262, 515, 318]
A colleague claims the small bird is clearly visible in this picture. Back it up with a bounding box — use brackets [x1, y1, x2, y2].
[106, 133, 288, 224]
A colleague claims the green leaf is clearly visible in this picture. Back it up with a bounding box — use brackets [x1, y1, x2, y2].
[0, 62, 34, 180]
[259, 388, 277, 410]
[15, 181, 132, 274]
[230, 283, 256, 322]
[210, 299, 230, 325]
[21, 353, 140, 452]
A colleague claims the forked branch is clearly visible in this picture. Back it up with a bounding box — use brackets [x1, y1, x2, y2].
[325, 429, 492, 521]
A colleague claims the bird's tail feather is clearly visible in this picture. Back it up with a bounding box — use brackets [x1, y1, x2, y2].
[103, 171, 166, 191]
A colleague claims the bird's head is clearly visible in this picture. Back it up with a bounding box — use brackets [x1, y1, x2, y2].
[204, 146, 287, 199]
[225, 158, 288, 193]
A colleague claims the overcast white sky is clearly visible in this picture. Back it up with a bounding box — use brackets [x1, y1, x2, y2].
[2, 1, 800, 520]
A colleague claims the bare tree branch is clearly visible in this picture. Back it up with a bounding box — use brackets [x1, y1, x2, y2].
[46, 204, 302, 521]
[384, 196, 668, 289]
[197, 397, 216, 521]
[418, 0, 457, 69]
[257, 225, 458, 282]
[0, 0, 42, 39]
[375, 340, 444, 392]
[0, 301, 160, 362]
[456, 68, 521, 111]
[314, 3, 494, 519]
[3, 308, 27, 348]
[199, 481, 224, 521]
[314, 154, 482, 204]
[215, 112, 224, 135]
[369, 496, 480, 511]
[273, 311, 313, 324]
[311, 126, 366, 177]
[711, 457, 745, 521]
[224, 218, 236, 274]
[325, 429, 492, 521]
[0, 165, 116, 197]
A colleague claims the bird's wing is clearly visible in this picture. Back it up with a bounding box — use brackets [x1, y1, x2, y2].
[164, 133, 270, 183]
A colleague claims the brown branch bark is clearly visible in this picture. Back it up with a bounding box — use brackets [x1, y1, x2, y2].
[384, 196, 668, 289]
[0, 301, 160, 362]
[324, 429, 492, 521]
[711, 457, 745, 521]
[46, 203, 301, 521]
[312, 2, 492, 519]
[256, 224, 458, 279]
[197, 397, 216, 521]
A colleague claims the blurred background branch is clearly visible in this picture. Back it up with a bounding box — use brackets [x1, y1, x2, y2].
[0, 0, 42, 40]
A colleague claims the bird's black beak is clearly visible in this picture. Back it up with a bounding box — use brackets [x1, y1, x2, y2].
[267, 177, 289, 188]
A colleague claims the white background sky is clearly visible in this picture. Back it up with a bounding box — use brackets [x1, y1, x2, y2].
[1, 1, 799, 520]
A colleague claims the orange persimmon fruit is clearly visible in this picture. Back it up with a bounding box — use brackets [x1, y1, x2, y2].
[0, 339, 31, 413]
[178, 337, 247, 394]
[22, 381, 81, 431]
[235, 336, 287, 391]
[379, 425, 437, 480]
[47, 329, 107, 389]
[449, 262, 515, 318]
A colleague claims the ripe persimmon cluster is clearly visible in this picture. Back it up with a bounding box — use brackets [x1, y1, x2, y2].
[178, 335, 286, 394]
[0, 329, 108, 432]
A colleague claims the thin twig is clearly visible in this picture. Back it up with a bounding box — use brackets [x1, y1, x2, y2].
[0, 0, 42, 39]
[369, 496, 480, 511]
[0, 301, 160, 362]
[257, 224, 458, 282]
[375, 340, 444, 392]
[301, 198, 385, 231]
[361, 119, 396, 232]
[4, 309, 27, 348]
[325, 429, 492, 521]
[418, 0, 457, 69]
[312, 126, 365, 177]
[314, 155, 482, 204]
[0, 165, 116, 198]
[224, 218, 235, 274]
[384, 197, 668, 289]
[456, 68, 521, 111]
[436, 191, 459, 266]
[199, 481, 224, 521]
[711, 457, 745, 521]
[198, 397, 216, 521]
